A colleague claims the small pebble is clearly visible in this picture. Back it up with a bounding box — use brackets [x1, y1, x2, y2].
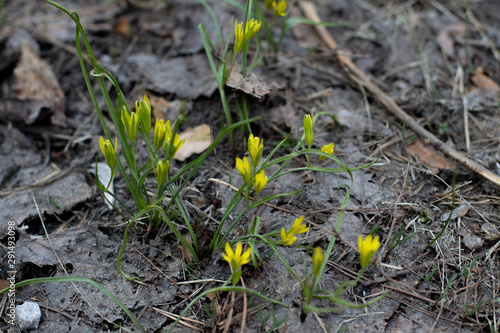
[16, 301, 41, 331]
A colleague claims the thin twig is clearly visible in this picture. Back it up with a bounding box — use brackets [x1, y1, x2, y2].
[298, 0, 500, 187]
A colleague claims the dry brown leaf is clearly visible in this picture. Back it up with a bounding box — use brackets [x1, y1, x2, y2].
[437, 23, 465, 58]
[206, 291, 221, 314]
[115, 16, 131, 38]
[174, 124, 212, 161]
[407, 138, 455, 174]
[149, 96, 190, 123]
[149, 96, 171, 121]
[226, 64, 272, 99]
[471, 67, 500, 92]
[9, 43, 66, 126]
[459, 228, 483, 251]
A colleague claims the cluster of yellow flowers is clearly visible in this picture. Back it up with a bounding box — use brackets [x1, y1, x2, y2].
[232, 0, 288, 55]
[234, 18, 261, 54]
[223, 232, 381, 284]
[99, 95, 185, 185]
[264, 0, 287, 16]
[236, 134, 268, 195]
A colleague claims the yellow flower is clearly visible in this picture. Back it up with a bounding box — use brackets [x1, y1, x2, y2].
[99, 136, 118, 169]
[248, 134, 263, 169]
[245, 19, 261, 40]
[153, 119, 170, 149]
[136, 95, 151, 135]
[272, 1, 287, 16]
[234, 20, 246, 54]
[222, 242, 251, 285]
[281, 216, 309, 246]
[253, 169, 267, 194]
[265, 0, 273, 11]
[234, 18, 261, 54]
[312, 247, 324, 278]
[304, 114, 313, 148]
[358, 234, 380, 268]
[154, 159, 169, 185]
[164, 133, 185, 160]
[121, 107, 139, 142]
[319, 143, 334, 160]
[222, 242, 251, 269]
[236, 156, 251, 185]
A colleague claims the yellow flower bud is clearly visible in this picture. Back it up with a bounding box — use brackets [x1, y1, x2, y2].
[121, 107, 139, 142]
[358, 234, 380, 268]
[136, 95, 151, 135]
[236, 157, 251, 185]
[272, 1, 287, 16]
[319, 143, 334, 160]
[154, 119, 170, 150]
[154, 159, 169, 185]
[99, 136, 118, 169]
[253, 169, 267, 194]
[304, 114, 313, 148]
[164, 132, 185, 160]
[248, 134, 263, 169]
[312, 247, 324, 278]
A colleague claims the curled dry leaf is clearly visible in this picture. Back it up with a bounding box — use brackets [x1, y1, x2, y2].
[459, 228, 483, 251]
[471, 67, 500, 92]
[174, 124, 212, 161]
[8, 44, 67, 126]
[437, 23, 465, 58]
[114, 16, 131, 38]
[467, 67, 500, 106]
[407, 138, 455, 174]
[226, 64, 272, 99]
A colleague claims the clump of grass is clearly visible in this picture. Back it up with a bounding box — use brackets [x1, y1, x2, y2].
[41, 0, 383, 331]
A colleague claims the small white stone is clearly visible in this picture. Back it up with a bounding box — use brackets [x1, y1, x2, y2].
[16, 301, 41, 330]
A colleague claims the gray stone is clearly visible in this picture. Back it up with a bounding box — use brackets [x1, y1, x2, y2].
[16, 301, 41, 331]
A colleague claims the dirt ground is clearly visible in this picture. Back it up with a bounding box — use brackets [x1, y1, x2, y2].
[1, 0, 500, 332]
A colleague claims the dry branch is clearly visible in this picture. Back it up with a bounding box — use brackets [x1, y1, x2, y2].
[298, 1, 500, 187]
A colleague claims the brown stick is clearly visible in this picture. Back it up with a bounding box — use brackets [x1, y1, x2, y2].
[298, 1, 500, 187]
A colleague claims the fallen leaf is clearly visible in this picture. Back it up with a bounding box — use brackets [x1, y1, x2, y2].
[149, 96, 191, 123]
[471, 67, 500, 92]
[115, 16, 131, 38]
[149, 96, 171, 121]
[437, 23, 465, 58]
[440, 203, 469, 222]
[174, 124, 212, 161]
[466, 67, 500, 107]
[459, 228, 483, 251]
[206, 291, 221, 314]
[8, 43, 67, 126]
[407, 138, 455, 174]
[226, 64, 272, 99]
